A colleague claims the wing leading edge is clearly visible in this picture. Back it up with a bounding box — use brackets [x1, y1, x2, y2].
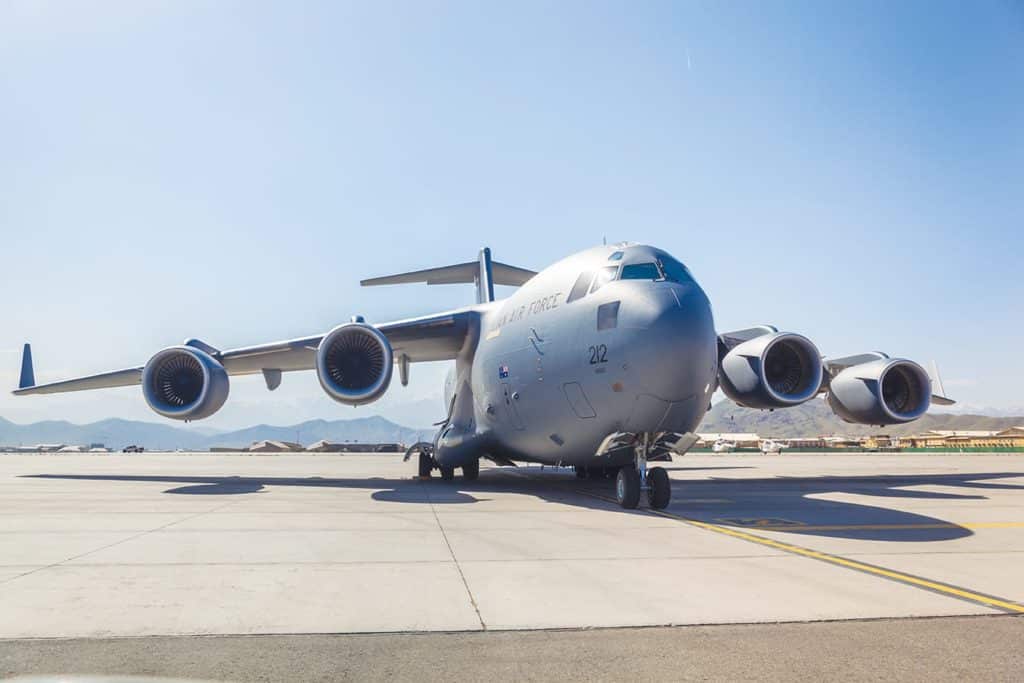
[13, 307, 479, 397]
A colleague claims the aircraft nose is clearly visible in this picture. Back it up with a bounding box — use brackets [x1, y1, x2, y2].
[636, 284, 714, 341]
[626, 283, 718, 408]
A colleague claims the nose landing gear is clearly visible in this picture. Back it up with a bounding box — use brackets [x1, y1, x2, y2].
[614, 433, 671, 510]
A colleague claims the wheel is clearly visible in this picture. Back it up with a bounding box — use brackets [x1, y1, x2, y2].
[439, 465, 455, 481]
[574, 465, 586, 479]
[647, 467, 671, 510]
[418, 451, 433, 478]
[615, 467, 641, 509]
[462, 458, 479, 481]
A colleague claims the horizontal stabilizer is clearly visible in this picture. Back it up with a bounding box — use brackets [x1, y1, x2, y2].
[361, 261, 535, 288]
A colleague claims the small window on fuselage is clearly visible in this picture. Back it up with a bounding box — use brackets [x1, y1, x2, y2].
[608, 251, 624, 261]
[620, 263, 661, 281]
[597, 301, 620, 330]
[567, 271, 594, 303]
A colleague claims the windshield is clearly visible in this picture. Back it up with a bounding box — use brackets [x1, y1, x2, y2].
[590, 266, 618, 292]
[620, 263, 661, 280]
[657, 257, 693, 283]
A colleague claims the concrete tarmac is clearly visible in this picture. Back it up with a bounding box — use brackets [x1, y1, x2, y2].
[1, 452, 1022, 679]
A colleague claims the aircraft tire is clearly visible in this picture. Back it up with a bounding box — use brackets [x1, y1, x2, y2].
[440, 465, 455, 481]
[616, 467, 641, 509]
[647, 467, 671, 509]
[462, 458, 479, 481]
[418, 451, 433, 478]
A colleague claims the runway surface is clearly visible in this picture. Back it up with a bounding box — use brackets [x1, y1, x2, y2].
[1, 451, 1022, 678]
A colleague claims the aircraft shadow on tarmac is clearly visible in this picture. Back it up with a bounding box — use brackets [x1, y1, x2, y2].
[22, 469, 1024, 543]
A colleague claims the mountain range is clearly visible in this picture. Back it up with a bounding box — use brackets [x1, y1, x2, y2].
[1, 401, 1022, 450]
[0, 415, 434, 451]
[701, 397, 1024, 437]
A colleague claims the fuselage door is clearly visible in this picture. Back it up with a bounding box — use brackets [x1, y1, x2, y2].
[501, 381, 524, 430]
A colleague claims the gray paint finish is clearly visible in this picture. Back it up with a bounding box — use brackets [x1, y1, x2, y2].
[13, 243, 942, 472]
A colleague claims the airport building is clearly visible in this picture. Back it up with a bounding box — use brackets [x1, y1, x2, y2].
[901, 428, 1024, 450]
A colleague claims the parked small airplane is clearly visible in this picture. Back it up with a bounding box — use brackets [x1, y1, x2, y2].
[711, 439, 737, 454]
[13, 244, 953, 509]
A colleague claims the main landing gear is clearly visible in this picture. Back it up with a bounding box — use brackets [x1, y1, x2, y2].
[405, 442, 479, 482]
[615, 434, 671, 510]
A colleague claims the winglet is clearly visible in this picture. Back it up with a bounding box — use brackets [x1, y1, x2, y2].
[929, 360, 956, 406]
[18, 343, 35, 389]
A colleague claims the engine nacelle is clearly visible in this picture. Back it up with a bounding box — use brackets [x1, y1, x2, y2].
[316, 323, 393, 405]
[142, 346, 229, 420]
[719, 332, 823, 409]
[827, 358, 930, 425]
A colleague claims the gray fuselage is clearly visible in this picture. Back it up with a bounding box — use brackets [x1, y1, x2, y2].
[436, 244, 718, 468]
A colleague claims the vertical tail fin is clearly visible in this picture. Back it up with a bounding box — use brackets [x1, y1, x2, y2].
[19, 343, 35, 389]
[477, 247, 494, 304]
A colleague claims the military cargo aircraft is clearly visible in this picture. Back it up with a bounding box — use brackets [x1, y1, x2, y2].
[13, 244, 953, 509]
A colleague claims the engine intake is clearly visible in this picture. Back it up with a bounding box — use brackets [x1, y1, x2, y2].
[316, 323, 393, 405]
[719, 332, 823, 409]
[142, 346, 229, 420]
[827, 358, 931, 425]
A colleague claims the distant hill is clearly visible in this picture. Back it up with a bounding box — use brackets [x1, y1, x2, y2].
[0, 415, 433, 450]
[204, 416, 434, 450]
[700, 398, 1024, 437]
[2, 402, 1022, 451]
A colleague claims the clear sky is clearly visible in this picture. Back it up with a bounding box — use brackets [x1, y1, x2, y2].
[1, 1, 1022, 429]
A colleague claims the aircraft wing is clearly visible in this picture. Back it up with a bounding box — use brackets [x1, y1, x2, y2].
[13, 307, 478, 396]
[11, 365, 144, 396]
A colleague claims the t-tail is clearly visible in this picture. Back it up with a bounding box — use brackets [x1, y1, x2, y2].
[359, 247, 535, 304]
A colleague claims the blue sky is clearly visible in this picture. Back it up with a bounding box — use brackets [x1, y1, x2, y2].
[1, 1, 1022, 428]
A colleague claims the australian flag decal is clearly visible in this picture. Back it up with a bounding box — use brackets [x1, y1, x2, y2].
[498, 364, 510, 379]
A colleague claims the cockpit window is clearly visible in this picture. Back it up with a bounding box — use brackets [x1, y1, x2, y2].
[608, 251, 623, 261]
[567, 271, 594, 303]
[657, 257, 693, 283]
[590, 266, 618, 293]
[620, 263, 661, 281]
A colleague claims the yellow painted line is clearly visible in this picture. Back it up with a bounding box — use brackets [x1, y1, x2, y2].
[485, 328, 501, 340]
[578, 490, 1024, 614]
[754, 522, 1024, 532]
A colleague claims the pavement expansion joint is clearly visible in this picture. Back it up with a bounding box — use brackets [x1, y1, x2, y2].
[423, 480, 488, 631]
[0, 498, 242, 588]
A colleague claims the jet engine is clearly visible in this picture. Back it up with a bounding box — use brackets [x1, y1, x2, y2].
[316, 322, 394, 406]
[827, 358, 930, 425]
[142, 346, 229, 420]
[719, 332, 823, 409]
